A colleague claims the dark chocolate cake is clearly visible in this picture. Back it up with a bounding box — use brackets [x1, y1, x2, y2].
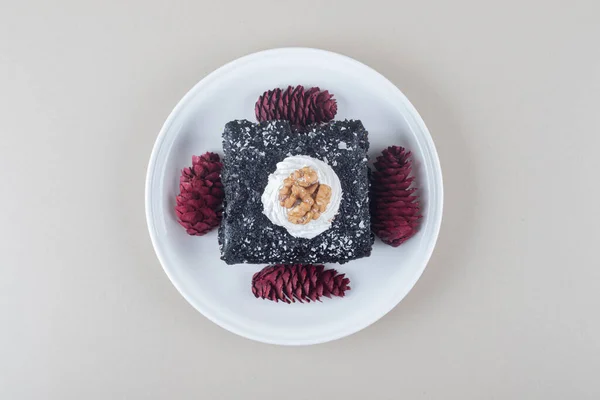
[218, 119, 372, 264]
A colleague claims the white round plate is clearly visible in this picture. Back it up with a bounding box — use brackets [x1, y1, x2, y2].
[146, 48, 443, 345]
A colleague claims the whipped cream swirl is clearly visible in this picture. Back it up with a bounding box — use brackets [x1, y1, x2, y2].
[261, 155, 342, 239]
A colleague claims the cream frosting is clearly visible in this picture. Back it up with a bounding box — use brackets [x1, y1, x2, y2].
[261, 155, 342, 239]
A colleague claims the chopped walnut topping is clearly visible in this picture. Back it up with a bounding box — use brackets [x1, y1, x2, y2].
[278, 167, 332, 224]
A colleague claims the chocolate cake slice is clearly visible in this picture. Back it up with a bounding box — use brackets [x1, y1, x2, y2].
[218, 119, 372, 264]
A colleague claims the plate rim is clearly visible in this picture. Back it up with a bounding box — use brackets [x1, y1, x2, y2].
[145, 47, 444, 345]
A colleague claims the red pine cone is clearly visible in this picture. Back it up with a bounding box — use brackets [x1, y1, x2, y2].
[252, 264, 350, 303]
[175, 152, 224, 236]
[371, 146, 422, 247]
[255, 85, 338, 127]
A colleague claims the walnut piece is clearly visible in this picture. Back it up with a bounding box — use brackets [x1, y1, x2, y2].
[292, 166, 318, 187]
[278, 167, 332, 225]
[314, 184, 332, 213]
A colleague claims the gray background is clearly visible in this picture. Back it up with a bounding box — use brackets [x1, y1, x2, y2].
[1, 0, 599, 398]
